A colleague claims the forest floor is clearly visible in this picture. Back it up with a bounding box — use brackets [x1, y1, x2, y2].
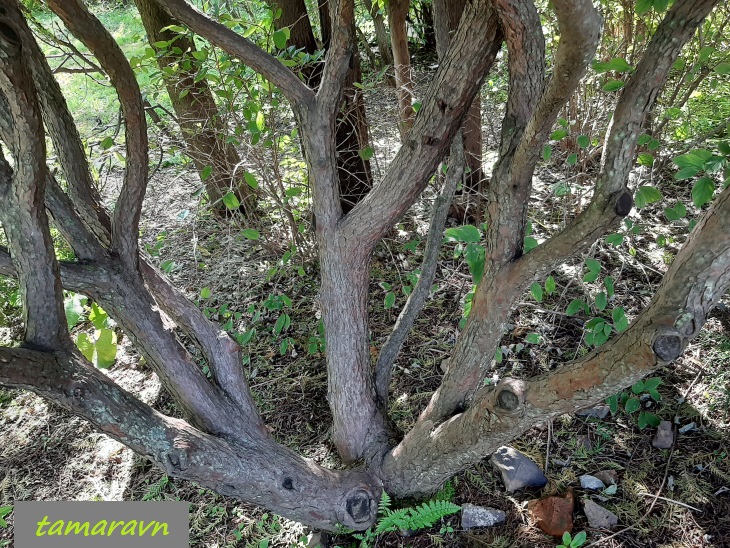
[2, 5, 730, 548]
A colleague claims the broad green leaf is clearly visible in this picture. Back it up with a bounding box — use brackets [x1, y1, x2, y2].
[602, 79, 625, 92]
[664, 206, 680, 221]
[715, 62, 730, 75]
[384, 291, 396, 309]
[637, 152, 654, 166]
[674, 166, 700, 180]
[495, 347, 503, 363]
[692, 176, 715, 208]
[545, 275, 556, 295]
[543, 145, 552, 161]
[674, 152, 706, 170]
[605, 233, 624, 246]
[200, 287, 212, 299]
[101, 136, 114, 150]
[255, 110, 265, 132]
[524, 236, 539, 253]
[445, 225, 481, 243]
[606, 394, 619, 415]
[624, 397, 641, 414]
[273, 29, 289, 49]
[161, 24, 187, 33]
[699, 46, 716, 64]
[200, 165, 213, 180]
[550, 129, 568, 141]
[631, 380, 645, 394]
[652, 0, 669, 13]
[585, 258, 601, 273]
[64, 293, 87, 330]
[222, 191, 240, 210]
[566, 299, 587, 316]
[76, 332, 95, 363]
[644, 377, 662, 391]
[241, 228, 260, 240]
[634, 185, 662, 209]
[595, 291, 607, 311]
[279, 338, 289, 355]
[244, 172, 259, 189]
[465, 243, 485, 285]
[577, 135, 590, 149]
[642, 412, 661, 427]
[635, 0, 652, 16]
[637, 134, 652, 146]
[93, 328, 117, 369]
[525, 333, 541, 344]
[530, 282, 543, 303]
[89, 303, 109, 330]
[593, 57, 632, 73]
[566, 153, 578, 166]
[274, 313, 289, 334]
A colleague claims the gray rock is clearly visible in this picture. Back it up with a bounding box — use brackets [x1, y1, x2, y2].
[652, 420, 674, 449]
[594, 470, 618, 486]
[461, 504, 506, 530]
[576, 405, 610, 419]
[679, 422, 696, 434]
[490, 446, 548, 492]
[579, 474, 606, 491]
[583, 499, 618, 529]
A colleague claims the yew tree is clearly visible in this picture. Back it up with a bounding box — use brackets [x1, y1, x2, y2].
[1, 0, 729, 533]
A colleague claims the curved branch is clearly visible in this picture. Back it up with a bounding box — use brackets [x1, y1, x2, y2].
[152, 0, 315, 109]
[0, 346, 380, 531]
[382, 187, 730, 496]
[47, 0, 148, 272]
[0, 23, 68, 350]
[375, 134, 464, 406]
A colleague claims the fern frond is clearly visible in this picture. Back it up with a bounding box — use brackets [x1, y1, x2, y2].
[378, 490, 392, 516]
[375, 508, 409, 534]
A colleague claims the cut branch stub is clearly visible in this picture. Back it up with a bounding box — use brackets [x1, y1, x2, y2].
[344, 489, 377, 524]
[0, 20, 21, 47]
[493, 378, 526, 413]
[652, 329, 684, 362]
[614, 190, 633, 216]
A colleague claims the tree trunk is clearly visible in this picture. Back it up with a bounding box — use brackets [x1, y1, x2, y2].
[362, 0, 394, 70]
[388, 0, 416, 138]
[274, 0, 373, 212]
[433, 0, 489, 220]
[133, 0, 257, 217]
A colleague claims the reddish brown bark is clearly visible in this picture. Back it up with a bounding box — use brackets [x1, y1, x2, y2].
[388, 0, 415, 137]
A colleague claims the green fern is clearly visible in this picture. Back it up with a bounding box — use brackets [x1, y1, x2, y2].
[375, 499, 460, 534]
[378, 490, 392, 515]
[142, 475, 169, 501]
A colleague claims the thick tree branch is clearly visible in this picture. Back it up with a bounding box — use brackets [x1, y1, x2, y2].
[316, 0, 355, 115]
[0, 24, 68, 350]
[2, 0, 111, 248]
[382, 188, 730, 496]
[47, 0, 148, 271]
[151, 0, 315, 108]
[0, 347, 380, 531]
[341, 0, 502, 249]
[375, 134, 464, 406]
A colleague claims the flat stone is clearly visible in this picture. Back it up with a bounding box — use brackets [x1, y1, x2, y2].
[579, 475, 606, 491]
[460, 504, 506, 530]
[491, 446, 548, 492]
[583, 499, 618, 529]
[679, 422, 696, 434]
[576, 405, 610, 419]
[652, 420, 674, 449]
[593, 470, 619, 486]
[528, 489, 574, 537]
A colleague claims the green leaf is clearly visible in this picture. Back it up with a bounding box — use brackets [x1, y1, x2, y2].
[566, 153, 578, 166]
[200, 165, 213, 180]
[524, 236, 539, 253]
[445, 225, 481, 243]
[464, 243, 486, 285]
[602, 79, 625, 92]
[384, 292, 396, 309]
[577, 135, 590, 149]
[607, 394, 619, 415]
[593, 57, 632, 73]
[93, 328, 117, 369]
[715, 62, 730, 75]
[543, 145, 552, 161]
[637, 152, 654, 166]
[624, 397, 641, 414]
[161, 24, 187, 33]
[604, 276, 615, 298]
[241, 228, 260, 240]
[495, 347, 503, 363]
[222, 191, 240, 210]
[634, 185, 662, 209]
[674, 152, 706, 171]
[244, 172, 259, 189]
[631, 380, 645, 394]
[699, 46, 716, 64]
[585, 258, 601, 273]
[692, 176, 715, 208]
[572, 532, 587, 546]
[76, 332, 95, 363]
[273, 28, 289, 49]
[566, 299, 587, 316]
[648, 389, 662, 402]
[160, 260, 175, 273]
[274, 313, 289, 334]
[525, 333, 541, 344]
[674, 166, 700, 180]
[545, 275, 556, 295]
[279, 338, 289, 355]
[530, 282, 543, 303]
[101, 136, 114, 150]
[89, 303, 109, 330]
[200, 287, 211, 299]
[595, 291, 607, 311]
[64, 293, 87, 330]
[644, 377, 662, 391]
[605, 233, 624, 246]
[550, 129, 568, 141]
[358, 146, 374, 161]
[652, 0, 669, 13]
[255, 110, 265, 132]
[642, 411, 661, 427]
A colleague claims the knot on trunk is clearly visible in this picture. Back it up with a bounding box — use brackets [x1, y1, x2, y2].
[652, 329, 684, 362]
[339, 487, 378, 529]
[493, 378, 526, 413]
[614, 190, 633, 216]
